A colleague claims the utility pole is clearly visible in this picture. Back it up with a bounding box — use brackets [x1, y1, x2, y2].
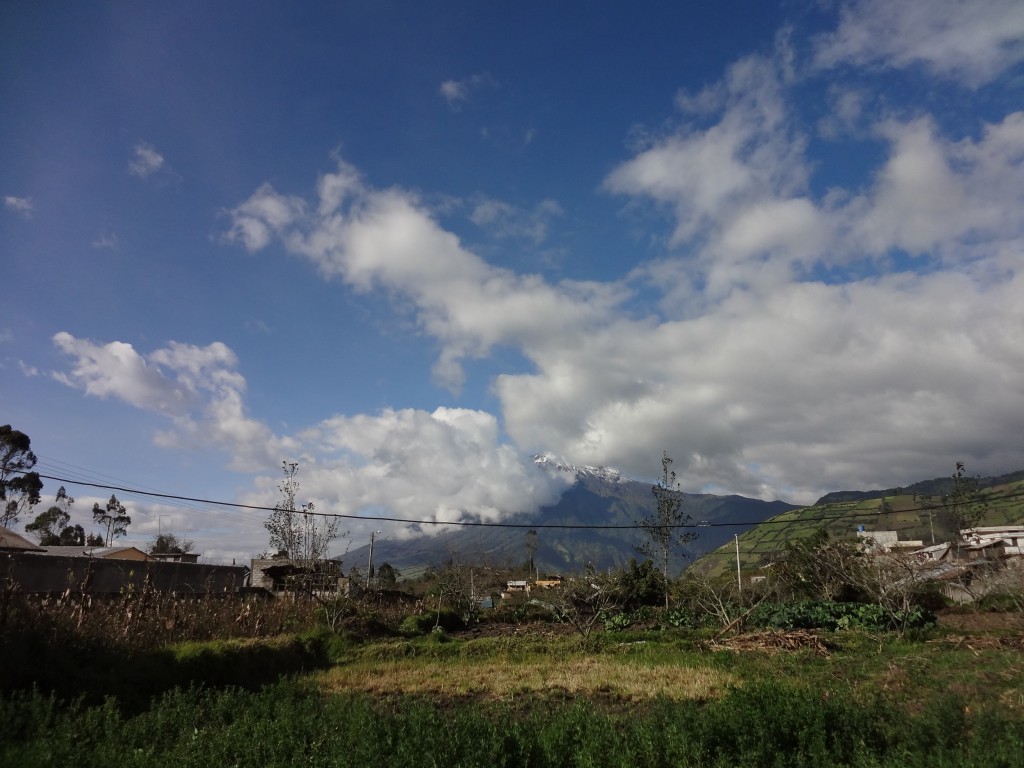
[366, 531, 381, 589]
[735, 534, 742, 595]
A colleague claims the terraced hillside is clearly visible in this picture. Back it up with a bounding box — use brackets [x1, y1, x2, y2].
[695, 471, 1024, 579]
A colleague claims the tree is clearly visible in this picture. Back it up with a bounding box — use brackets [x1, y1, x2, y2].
[554, 565, 627, 640]
[0, 425, 44, 528]
[25, 486, 74, 545]
[149, 532, 194, 555]
[944, 461, 989, 559]
[263, 461, 344, 593]
[774, 530, 866, 602]
[430, 555, 476, 627]
[86, 532, 104, 546]
[636, 452, 695, 609]
[59, 524, 86, 546]
[376, 562, 399, 587]
[619, 557, 667, 609]
[526, 529, 539, 578]
[92, 495, 131, 546]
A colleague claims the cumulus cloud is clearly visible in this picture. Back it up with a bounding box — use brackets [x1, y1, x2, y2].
[849, 113, 1024, 258]
[226, 163, 613, 394]
[4, 195, 33, 218]
[222, 17, 1024, 504]
[814, 0, 1024, 87]
[54, 2, 1023, 524]
[52, 333, 289, 471]
[223, 182, 306, 252]
[129, 141, 166, 178]
[281, 407, 573, 532]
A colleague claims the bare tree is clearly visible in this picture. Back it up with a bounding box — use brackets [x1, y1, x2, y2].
[636, 453, 695, 609]
[845, 548, 934, 635]
[431, 553, 476, 627]
[264, 461, 344, 593]
[678, 569, 744, 629]
[554, 566, 626, 640]
[944, 461, 989, 560]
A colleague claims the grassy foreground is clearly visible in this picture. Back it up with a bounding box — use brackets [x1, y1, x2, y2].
[3, 626, 1024, 767]
[3, 677, 1023, 768]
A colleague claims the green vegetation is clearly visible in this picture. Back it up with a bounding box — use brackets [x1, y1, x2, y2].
[696, 470, 1024, 579]
[3, 569, 1024, 766]
[3, 637, 1024, 767]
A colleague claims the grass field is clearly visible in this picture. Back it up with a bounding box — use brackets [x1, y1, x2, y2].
[4, 611, 1024, 767]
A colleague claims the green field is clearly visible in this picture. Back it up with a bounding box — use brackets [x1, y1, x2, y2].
[4, 614, 1024, 767]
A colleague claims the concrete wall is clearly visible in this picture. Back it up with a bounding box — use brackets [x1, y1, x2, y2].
[0, 553, 246, 595]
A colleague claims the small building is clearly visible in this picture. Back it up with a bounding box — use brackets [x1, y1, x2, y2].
[534, 576, 563, 589]
[503, 577, 528, 593]
[914, 542, 952, 562]
[35, 545, 153, 561]
[962, 526, 1024, 558]
[857, 530, 923, 553]
[150, 551, 200, 564]
[0, 525, 44, 553]
[249, 557, 345, 594]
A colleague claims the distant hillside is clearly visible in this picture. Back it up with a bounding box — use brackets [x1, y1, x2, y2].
[815, 468, 1024, 505]
[346, 458, 797, 579]
[695, 468, 1024, 579]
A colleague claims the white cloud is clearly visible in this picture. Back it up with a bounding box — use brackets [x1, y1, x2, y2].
[848, 112, 1024, 258]
[439, 73, 495, 108]
[92, 232, 119, 249]
[814, 0, 1024, 87]
[287, 407, 573, 531]
[223, 183, 306, 252]
[606, 54, 809, 252]
[470, 197, 563, 243]
[129, 141, 166, 178]
[221, 27, 1024, 504]
[4, 195, 33, 218]
[52, 333, 289, 471]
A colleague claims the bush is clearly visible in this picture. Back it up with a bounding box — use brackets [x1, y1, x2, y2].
[747, 600, 936, 632]
[399, 609, 464, 635]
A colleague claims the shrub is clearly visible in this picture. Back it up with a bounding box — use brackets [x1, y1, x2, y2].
[399, 609, 463, 635]
[747, 600, 936, 632]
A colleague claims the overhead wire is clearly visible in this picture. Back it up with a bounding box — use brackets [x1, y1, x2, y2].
[22, 469, 1024, 532]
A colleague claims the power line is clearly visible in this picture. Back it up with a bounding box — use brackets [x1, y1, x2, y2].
[23, 470, 1024, 532]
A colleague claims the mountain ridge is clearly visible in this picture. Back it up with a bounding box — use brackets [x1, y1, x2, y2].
[347, 456, 798, 578]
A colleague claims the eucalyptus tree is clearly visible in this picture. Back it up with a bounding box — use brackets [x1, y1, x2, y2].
[92, 495, 131, 546]
[0, 424, 43, 528]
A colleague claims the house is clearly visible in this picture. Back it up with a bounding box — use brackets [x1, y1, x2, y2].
[502, 579, 530, 599]
[249, 556, 345, 594]
[962, 526, 1024, 558]
[534, 576, 563, 589]
[150, 551, 200, 564]
[0, 525, 44, 553]
[857, 529, 923, 553]
[914, 542, 952, 562]
[34, 545, 153, 561]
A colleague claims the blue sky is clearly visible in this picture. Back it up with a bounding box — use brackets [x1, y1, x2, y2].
[3, 1, 1024, 563]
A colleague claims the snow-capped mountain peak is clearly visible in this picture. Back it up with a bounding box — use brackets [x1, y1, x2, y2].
[533, 452, 625, 484]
